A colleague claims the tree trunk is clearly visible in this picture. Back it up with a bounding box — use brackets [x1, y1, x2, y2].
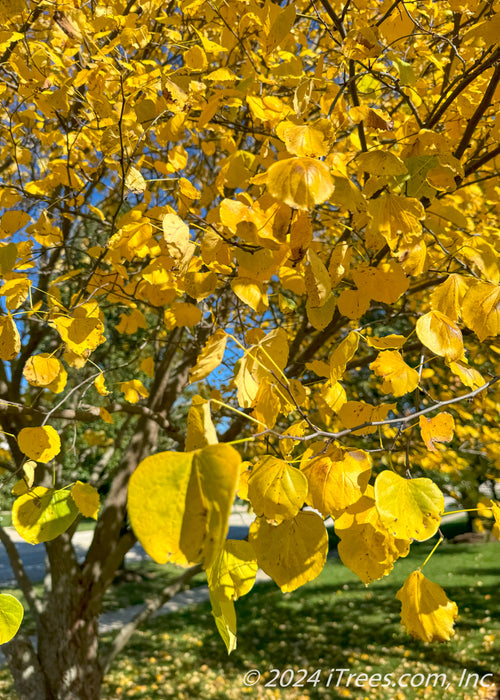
[4, 614, 102, 700]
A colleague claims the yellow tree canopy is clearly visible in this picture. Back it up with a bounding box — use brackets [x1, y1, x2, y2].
[0, 0, 499, 665]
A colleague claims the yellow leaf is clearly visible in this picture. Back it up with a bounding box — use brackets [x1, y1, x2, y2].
[18, 426, 61, 463]
[0, 594, 24, 645]
[23, 354, 61, 387]
[119, 379, 149, 404]
[95, 373, 110, 396]
[236, 461, 251, 501]
[127, 445, 241, 568]
[252, 157, 334, 210]
[338, 400, 395, 435]
[46, 363, 67, 394]
[302, 448, 372, 516]
[462, 282, 500, 341]
[374, 471, 444, 541]
[183, 270, 217, 300]
[12, 486, 79, 544]
[234, 328, 288, 408]
[369, 350, 419, 397]
[99, 407, 113, 424]
[337, 288, 371, 320]
[209, 589, 237, 654]
[162, 212, 194, 266]
[247, 456, 308, 522]
[304, 250, 331, 307]
[71, 481, 100, 519]
[124, 166, 146, 194]
[230, 278, 268, 313]
[184, 44, 208, 71]
[251, 377, 281, 429]
[490, 501, 500, 540]
[416, 310, 464, 361]
[317, 381, 347, 422]
[367, 193, 424, 250]
[0, 315, 20, 361]
[265, 2, 296, 53]
[0, 277, 31, 310]
[171, 301, 202, 327]
[22, 460, 36, 489]
[276, 122, 330, 158]
[419, 413, 455, 451]
[306, 294, 336, 330]
[356, 149, 408, 176]
[12, 479, 29, 496]
[351, 261, 409, 305]
[335, 496, 411, 583]
[365, 334, 406, 349]
[448, 360, 484, 390]
[249, 511, 328, 593]
[115, 308, 148, 335]
[396, 571, 458, 642]
[206, 540, 257, 601]
[189, 329, 227, 383]
[185, 396, 218, 451]
[330, 331, 359, 383]
[430, 274, 469, 322]
[140, 356, 155, 377]
[51, 302, 105, 357]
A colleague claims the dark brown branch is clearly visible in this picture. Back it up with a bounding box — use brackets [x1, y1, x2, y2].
[425, 47, 500, 129]
[453, 62, 500, 160]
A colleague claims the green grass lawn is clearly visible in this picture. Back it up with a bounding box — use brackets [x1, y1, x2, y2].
[96, 539, 499, 700]
[0, 530, 497, 699]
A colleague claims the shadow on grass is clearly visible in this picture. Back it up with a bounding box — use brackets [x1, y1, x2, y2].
[100, 542, 499, 699]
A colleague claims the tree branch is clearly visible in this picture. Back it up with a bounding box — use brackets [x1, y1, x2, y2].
[453, 62, 500, 160]
[245, 375, 499, 444]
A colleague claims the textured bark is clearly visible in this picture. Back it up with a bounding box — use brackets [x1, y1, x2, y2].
[2, 634, 51, 700]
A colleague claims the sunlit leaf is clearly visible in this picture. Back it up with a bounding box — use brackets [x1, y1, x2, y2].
[248, 511, 328, 593]
[209, 589, 237, 654]
[462, 282, 500, 341]
[189, 329, 227, 383]
[369, 350, 419, 397]
[419, 413, 455, 451]
[23, 354, 61, 387]
[0, 594, 24, 645]
[247, 456, 308, 522]
[0, 315, 20, 361]
[12, 486, 79, 544]
[416, 310, 464, 361]
[374, 471, 444, 541]
[127, 445, 241, 568]
[206, 540, 257, 601]
[119, 379, 149, 403]
[71, 481, 100, 519]
[302, 447, 372, 516]
[252, 157, 334, 210]
[396, 571, 458, 642]
[17, 426, 61, 463]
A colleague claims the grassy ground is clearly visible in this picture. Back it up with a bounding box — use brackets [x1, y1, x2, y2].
[95, 540, 499, 700]
[0, 524, 497, 699]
